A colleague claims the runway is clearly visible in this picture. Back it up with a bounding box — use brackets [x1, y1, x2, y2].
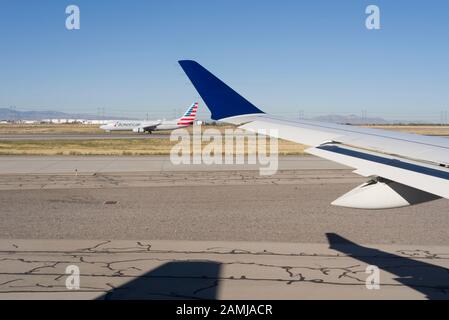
[0, 155, 346, 174]
[1, 155, 448, 299]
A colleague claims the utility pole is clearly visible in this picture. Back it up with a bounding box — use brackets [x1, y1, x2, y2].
[361, 109, 367, 124]
[9, 106, 16, 123]
[440, 110, 448, 126]
[97, 107, 105, 119]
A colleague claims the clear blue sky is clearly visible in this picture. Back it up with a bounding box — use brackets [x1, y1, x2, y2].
[0, 0, 448, 121]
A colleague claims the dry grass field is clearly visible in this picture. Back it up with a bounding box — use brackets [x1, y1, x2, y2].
[0, 138, 306, 156]
[0, 124, 235, 135]
[0, 124, 104, 134]
[0, 124, 447, 156]
[362, 125, 449, 136]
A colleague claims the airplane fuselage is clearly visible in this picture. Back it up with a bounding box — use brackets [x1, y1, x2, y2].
[100, 120, 191, 132]
[101, 121, 143, 131]
[100, 102, 198, 133]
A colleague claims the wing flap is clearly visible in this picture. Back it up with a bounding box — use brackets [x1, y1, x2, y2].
[241, 117, 449, 199]
[307, 144, 449, 199]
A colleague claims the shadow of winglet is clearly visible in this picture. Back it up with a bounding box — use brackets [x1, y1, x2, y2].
[326, 233, 449, 300]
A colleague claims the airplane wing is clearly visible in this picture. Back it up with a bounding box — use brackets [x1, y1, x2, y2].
[179, 60, 449, 209]
[132, 121, 161, 133]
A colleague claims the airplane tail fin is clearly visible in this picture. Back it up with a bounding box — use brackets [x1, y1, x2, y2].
[178, 60, 265, 121]
[177, 102, 198, 126]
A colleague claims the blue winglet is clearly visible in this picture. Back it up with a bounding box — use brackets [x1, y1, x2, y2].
[178, 60, 265, 120]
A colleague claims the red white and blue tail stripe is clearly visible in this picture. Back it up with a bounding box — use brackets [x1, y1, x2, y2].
[177, 102, 198, 125]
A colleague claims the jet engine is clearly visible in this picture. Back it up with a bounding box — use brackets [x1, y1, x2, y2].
[132, 127, 146, 133]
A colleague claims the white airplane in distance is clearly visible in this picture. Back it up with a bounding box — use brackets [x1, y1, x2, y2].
[179, 60, 449, 209]
[100, 102, 199, 133]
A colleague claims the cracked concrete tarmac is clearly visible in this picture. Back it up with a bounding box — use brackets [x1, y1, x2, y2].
[1, 239, 449, 299]
[1, 156, 449, 299]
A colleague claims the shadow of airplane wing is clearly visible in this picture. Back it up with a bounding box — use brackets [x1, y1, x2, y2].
[326, 233, 449, 299]
[97, 260, 221, 300]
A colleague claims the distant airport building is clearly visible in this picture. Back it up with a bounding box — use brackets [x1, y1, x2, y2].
[39, 118, 112, 125]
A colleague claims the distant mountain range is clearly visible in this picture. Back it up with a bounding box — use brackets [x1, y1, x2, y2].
[310, 114, 391, 125]
[0, 108, 433, 124]
[0, 108, 133, 121]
